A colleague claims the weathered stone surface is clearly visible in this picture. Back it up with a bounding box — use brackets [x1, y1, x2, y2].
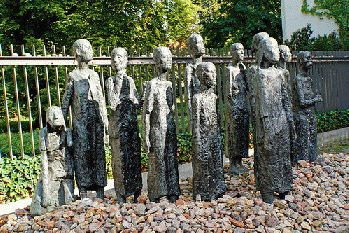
[185, 33, 205, 132]
[278, 45, 292, 69]
[31, 106, 75, 216]
[251, 37, 293, 203]
[61, 39, 108, 199]
[192, 62, 225, 201]
[291, 51, 322, 163]
[142, 46, 180, 203]
[105, 48, 142, 202]
[223, 43, 249, 175]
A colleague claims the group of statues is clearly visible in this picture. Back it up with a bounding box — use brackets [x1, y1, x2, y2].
[31, 32, 322, 215]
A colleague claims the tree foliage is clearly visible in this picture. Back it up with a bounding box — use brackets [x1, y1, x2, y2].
[199, 0, 282, 48]
[0, 0, 201, 51]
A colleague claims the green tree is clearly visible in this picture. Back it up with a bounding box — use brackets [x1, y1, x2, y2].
[200, 0, 282, 48]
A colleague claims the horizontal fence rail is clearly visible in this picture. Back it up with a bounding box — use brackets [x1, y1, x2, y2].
[1, 45, 348, 160]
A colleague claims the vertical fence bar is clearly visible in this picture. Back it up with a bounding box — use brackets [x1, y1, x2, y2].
[182, 48, 191, 133]
[137, 48, 143, 94]
[32, 45, 43, 129]
[43, 46, 52, 107]
[10, 45, 25, 158]
[177, 48, 185, 133]
[1, 45, 13, 159]
[54, 66, 61, 106]
[21, 45, 35, 155]
[172, 55, 179, 135]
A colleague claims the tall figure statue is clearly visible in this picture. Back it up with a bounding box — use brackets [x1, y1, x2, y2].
[142, 46, 180, 203]
[105, 48, 142, 203]
[31, 107, 74, 216]
[247, 32, 270, 149]
[278, 45, 292, 69]
[252, 37, 293, 203]
[292, 51, 322, 163]
[185, 33, 205, 132]
[192, 62, 226, 201]
[223, 43, 249, 175]
[62, 39, 108, 200]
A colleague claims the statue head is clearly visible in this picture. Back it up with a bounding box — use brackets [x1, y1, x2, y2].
[279, 45, 292, 63]
[72, 39, 93, 63]
[231, 43, 244, 63]
[297, 51, 312, 71]
[154, 46, 172, 71]
[257, 37, 279, 66]
[196, 62, 216, 90]
[46, 106, 65, 131]
[187, 33, 205, 58]
[251, 32, 269, 53]
[111, 47, 127, 72]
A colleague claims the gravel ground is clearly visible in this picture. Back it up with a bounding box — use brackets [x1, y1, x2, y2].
[0, 151, 348, 232]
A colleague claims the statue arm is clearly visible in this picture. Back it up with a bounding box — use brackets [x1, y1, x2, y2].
[296, 77, 322, 107]
[129, 76, 141, 107]
[61, 76, 74, 121]
[185, 66, 193, 107]
[142, 82, 153, 153]
[39, 128, 50, 207]
[105, 76, 121, 111]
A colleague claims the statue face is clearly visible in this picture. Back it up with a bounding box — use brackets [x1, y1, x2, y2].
[46, 107, 65, 130]
[158, 51, 172, 71]
[232, 44, 244, 62]
[264, 40, 279, 64]
[300, 52, 312, 69]
[75, 41, 93, 62]
[201, 64, 216, 89]
[280, 46, 292, 62]
[111, 51, 127, 71]
[190, 35, 205, 57]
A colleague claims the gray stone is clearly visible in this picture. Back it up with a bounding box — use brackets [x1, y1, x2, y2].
[30, 106, 75, 216]
[278, 45, 292, 69]
[250, 37, 293, 203]
[61, 39, 108, 199]
[185, 33, 205, 132]
[134, 203, 146, 216]
[142, 46, 180, 203]
[105, 48, 142, 203]
[192, 62, 226, 201]
[291, 51, 322, 163]
[223, 43, 249, 175]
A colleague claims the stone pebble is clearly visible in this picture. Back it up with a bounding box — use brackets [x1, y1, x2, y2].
[0, 152, 348, 232]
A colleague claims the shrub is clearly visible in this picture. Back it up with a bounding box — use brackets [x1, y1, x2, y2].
[317, 109, 349, 133]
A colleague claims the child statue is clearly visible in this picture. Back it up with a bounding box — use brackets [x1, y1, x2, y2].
[223, 43, 249, 175]
[252, 37, 294, 203]
[142, 46, 180, 203]
[291, 51, 322, 162]
[185, 33, 205, 132]
[105, 48, 142, 203]
[30, 106, 74, 216]
[192, 62, 226, 201]
[61, 39, 108, 200]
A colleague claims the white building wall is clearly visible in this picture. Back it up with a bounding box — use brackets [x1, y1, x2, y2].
[281, 0, 339, 41]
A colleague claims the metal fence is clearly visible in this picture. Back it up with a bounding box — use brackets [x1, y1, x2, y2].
[1, 44, 348, 159]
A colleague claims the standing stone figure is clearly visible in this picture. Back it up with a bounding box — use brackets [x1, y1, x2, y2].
[247, 32, 270, 149]
[292, 51, 322, 163]
[62, 39, 108, 200]
[105, 48, 142, 203]
[31, 106, 74, 216]
[185, 33, 205, 132]
[223, 43, 249, 175]
[279, 45, 292, 69]
[142, 46, 180, 203]
[192, 62, 226, 201]
[252, 37, 293, 203]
